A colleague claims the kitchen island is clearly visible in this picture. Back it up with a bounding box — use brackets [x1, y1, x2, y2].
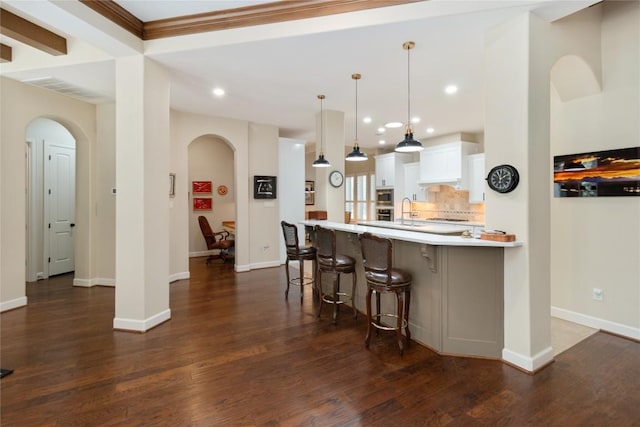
[301, 220, 522, 360]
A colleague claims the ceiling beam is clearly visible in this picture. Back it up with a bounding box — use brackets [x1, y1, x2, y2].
[0, 43, 12, 62]
[78, 0, 143, 38]
[144, 0, 425, 39]
[0, 7, 67, 55]
[80, 0, 425, 41]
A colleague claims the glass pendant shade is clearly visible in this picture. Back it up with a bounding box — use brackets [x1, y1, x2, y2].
[312, 94, 331, 168]
[395, 41, 423, 153]
[346, 73, 368, 162]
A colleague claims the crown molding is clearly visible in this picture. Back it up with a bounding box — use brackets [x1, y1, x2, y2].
[81, 0, 424, 41]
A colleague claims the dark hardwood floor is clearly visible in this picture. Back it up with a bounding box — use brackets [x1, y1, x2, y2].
[1, 258, 639, 426]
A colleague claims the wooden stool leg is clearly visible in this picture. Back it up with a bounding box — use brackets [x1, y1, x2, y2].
[332, 273, 339, 324]
[375, 291, 381, 336]
[284, 259, 291, 299]
[299, 259, 305, 303]
[396, 290, 405, 355]
[365, 286, 373, 348]
[316, 270, 324, 318]
[351, 271, 357, 319]
[405, 289, 411, 345]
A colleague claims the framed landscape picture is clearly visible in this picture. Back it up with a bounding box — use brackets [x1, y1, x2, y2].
[553, 146, 640, 197]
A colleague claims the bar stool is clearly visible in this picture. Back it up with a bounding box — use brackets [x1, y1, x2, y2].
[315, 225, 357, 323]
[280, 221, 317, 302]
[359, 232, 412, 355]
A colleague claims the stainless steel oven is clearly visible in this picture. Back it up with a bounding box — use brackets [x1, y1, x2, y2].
[376, 189, 393, 206]
[377, 208, 393, 221]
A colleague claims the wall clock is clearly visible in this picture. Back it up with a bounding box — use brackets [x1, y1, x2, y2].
[329, 170, 344, 188]
[486, 164, 519, 193]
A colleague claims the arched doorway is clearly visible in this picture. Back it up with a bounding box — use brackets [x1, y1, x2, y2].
[187, 135, 236, 260]
[25, 118, 77, 282]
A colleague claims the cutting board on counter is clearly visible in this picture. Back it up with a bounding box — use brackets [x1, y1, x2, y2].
[480, 232, 516, 242]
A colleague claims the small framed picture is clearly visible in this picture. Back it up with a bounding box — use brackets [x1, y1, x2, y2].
[193, 197, 212, 210]
[254, 175, 277, 199]
[192, 180, 212, 194]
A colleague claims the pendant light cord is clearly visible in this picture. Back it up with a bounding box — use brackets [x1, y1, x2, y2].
[355, 77, 358, 141]
[407, 45, 411, 133]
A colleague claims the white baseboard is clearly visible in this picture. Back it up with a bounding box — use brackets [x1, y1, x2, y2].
[189, 250, 215, 257]
[73, 277, 115, 287]
[113, 308, 171, 332]
[551, 306, 640, 341]
[249, 260, 282, 270]
[170, 271, 190, 282]
[502, 346, 554, 373]
[0, 296, 28, 312]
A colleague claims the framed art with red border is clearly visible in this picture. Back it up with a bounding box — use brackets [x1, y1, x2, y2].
[193, 197, 212, 210]
[192, 181, 212, 194]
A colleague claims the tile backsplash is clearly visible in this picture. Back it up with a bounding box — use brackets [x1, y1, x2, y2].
[412, 185, 485, 223]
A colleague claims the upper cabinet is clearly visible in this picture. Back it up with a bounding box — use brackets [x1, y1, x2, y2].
[404, 162, 427, 201]
[419, 141, 479, 188]
[467, 153, 485, 203]
[375, 152, 412, 188]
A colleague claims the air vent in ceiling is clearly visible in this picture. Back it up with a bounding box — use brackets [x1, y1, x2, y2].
[21, 77, 110, 103]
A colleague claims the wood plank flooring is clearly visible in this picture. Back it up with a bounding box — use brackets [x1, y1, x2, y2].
[2, 258, 639, 426]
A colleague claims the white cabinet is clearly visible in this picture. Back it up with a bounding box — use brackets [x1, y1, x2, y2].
[375, 152, 411, 188]
[419, 141, 478, 188]
[404, 162, 426, 201]
[468, 153, 485, 203]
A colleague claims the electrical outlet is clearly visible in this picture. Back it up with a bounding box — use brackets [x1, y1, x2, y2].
[592, 288, 603, 301]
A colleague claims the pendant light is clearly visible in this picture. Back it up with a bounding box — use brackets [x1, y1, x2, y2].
[312, 94, 331, 168]
[346, 73, 368, 162]
[395, 41, 424, 153]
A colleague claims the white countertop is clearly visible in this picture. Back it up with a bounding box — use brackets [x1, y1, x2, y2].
[301, 220, 523, 248]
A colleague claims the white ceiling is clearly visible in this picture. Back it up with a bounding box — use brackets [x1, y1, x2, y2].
[0, 0, 599, 148]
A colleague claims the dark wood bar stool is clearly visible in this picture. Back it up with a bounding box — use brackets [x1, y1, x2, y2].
[280, 221, 317, 302]
[359, 232, 412, 355]
[315, 225, 357, 323]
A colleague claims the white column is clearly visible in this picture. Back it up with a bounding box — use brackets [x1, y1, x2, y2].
[484, 13, 553, 371]
[114, 56, 171, 331]
[315, 109, 345, 222]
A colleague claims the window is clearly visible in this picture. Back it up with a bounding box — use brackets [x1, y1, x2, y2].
[345, 173, 373, 222]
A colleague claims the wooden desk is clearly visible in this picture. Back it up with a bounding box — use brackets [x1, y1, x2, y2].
[222, 221, 235, 235]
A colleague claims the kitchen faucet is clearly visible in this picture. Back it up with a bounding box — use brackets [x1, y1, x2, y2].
[401, 197, 413, 226]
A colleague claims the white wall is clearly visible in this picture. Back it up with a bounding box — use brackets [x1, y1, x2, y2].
[1, 77, 96, 312]
[279, 138, 306, 264]
[26, 118, 76, 281]
[550, 1, 640, 339]
[248, 123, 281, 268]
[188, 135, 235, 254]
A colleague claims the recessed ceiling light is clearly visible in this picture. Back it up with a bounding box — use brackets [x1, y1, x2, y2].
[426, 127, 435, 134]
[445, 85, 458, 95]
[362, 116, 372, 124]
[385, 121, 403, 129]
[376, 127, 386, 134]
[212, 87, 225, 96]
[379, 139, 386, 145]
[411, 117, 420, 124]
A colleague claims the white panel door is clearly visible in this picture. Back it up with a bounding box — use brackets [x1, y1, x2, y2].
[46, 143, 76, 276]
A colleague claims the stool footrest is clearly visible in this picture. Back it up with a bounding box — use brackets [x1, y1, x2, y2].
[371, 313, 408, 331]
[321, 292, 351, 305]
[289, 276, 314, 287]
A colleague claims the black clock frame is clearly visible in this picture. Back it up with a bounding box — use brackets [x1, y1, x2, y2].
[486, 164, 519, 194]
